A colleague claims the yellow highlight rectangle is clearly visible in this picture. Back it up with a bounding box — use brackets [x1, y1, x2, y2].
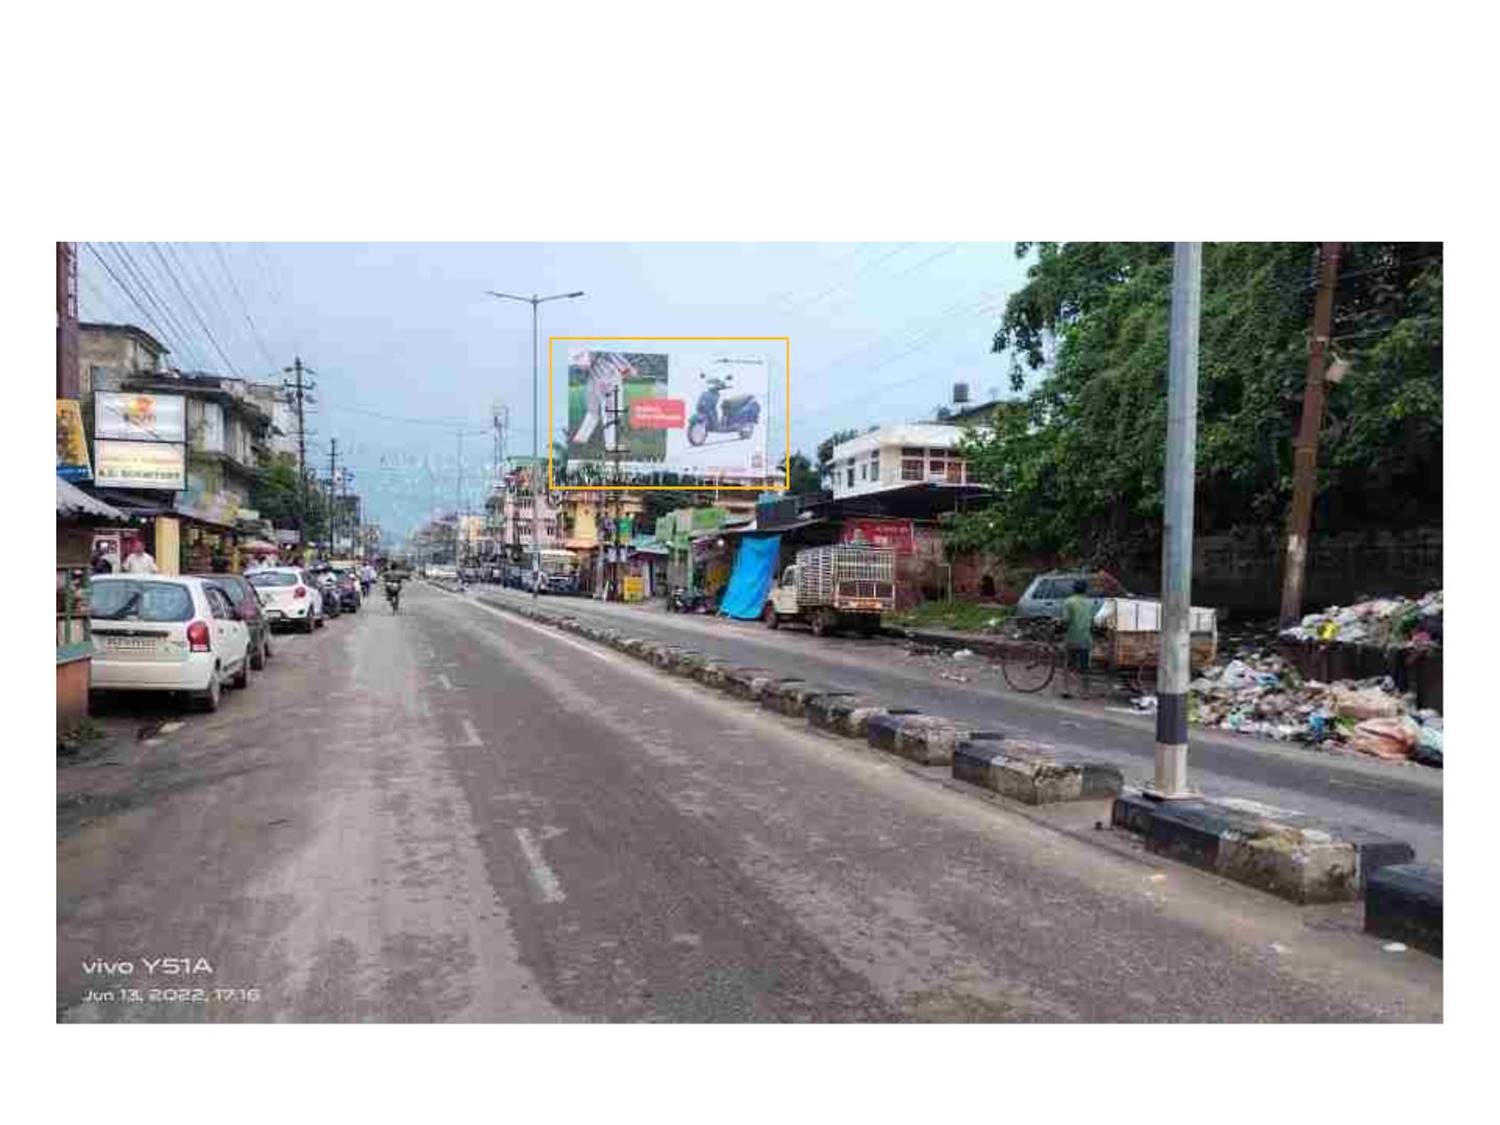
[548, 336, 791, 492]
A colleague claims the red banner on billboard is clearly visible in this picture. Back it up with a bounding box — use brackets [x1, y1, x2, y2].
[629, 398, 685, 430]
[841, 518, 915, 554]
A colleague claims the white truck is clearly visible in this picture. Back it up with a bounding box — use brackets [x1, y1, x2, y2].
[763, 545, 896, 637]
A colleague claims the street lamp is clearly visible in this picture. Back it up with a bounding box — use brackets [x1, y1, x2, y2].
[486, 289, 586, 599]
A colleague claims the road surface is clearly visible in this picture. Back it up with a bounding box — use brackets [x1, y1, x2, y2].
[477, 587, 1444, 861]
[57, 582, 1441, 1022]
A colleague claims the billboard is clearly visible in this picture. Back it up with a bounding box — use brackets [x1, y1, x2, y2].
[557, 339, 779, 484]
[95, 439, 186, 490]
[95, 391, 186, 443]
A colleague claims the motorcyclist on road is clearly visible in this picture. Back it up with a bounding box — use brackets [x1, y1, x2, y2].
[385, 568, 406, 613]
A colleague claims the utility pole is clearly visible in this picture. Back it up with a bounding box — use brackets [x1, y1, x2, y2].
[456, 428, 464, 567]
[485, 288, 586, 600]
[1279, 242, 1343, 626]
[1150, 242, 1203, 801]
[282, 357, 315, 560]
[327, 437, 339, 558]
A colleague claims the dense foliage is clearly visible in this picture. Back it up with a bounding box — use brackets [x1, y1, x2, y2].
[951, 242, 1442, 564]
[251, 452, 329, 536]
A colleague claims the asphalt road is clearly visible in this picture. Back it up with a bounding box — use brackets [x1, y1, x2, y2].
[477, 588, 1444, 862]
[56, 582, 1441, 1022]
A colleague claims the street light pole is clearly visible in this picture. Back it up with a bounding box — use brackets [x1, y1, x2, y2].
[1150, 241, 1202, 800]
[486, 289, 586, 600]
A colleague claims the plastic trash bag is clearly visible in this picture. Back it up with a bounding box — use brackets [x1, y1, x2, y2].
[1348, 716, 1418, 760]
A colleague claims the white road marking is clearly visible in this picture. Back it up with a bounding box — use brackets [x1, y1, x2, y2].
[459, 718, 483, 747]
[437, 673, 454, 691]
[514, 828, 566, 903]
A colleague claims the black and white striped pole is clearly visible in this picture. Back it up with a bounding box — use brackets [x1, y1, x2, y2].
[1149, 242, 1202, 800]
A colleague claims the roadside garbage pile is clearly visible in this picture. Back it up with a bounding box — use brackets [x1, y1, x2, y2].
[1278, 591, 1443, 648]
[1131, 650, 1442, 766]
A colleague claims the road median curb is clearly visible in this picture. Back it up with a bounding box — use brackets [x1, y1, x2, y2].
[1110, 792, 1416, 905]
[762, 682, 856, 719]
[1363, 863, 1442, 956]
[952, 737, 1123, 804]
[864, 711, 965, 765]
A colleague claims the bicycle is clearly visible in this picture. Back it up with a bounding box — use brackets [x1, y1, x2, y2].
[999, 619, 1156, 697]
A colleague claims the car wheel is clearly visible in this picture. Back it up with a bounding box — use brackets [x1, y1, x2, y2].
[315, 613, 325, 629]
[810, 610, 828, 637]
[763, 603, 780, 630]
[232, 657, 250, 689]
[198, 670, 222, 712]
[250, 637, 266, 670]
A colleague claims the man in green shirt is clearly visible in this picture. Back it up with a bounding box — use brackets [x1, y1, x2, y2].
[1060, 578, 1096, 698]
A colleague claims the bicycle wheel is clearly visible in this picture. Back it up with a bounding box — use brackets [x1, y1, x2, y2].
[1002, 643, 1058, 693]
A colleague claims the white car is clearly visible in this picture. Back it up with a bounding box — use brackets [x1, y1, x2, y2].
[246, 567, 325, 633]
[90, 575, 254, 712]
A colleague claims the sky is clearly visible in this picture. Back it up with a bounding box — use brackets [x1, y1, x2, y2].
[76, 242, 1036, 540]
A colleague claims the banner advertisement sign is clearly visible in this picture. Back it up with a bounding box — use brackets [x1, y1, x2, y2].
[95, 391, 186, 443]
[623, 575, 644, 601]
[95, 439, 186, 490]
[559, 339, 778, 484]
[56, 400, 92, 481]
[841, 518, 915, 555]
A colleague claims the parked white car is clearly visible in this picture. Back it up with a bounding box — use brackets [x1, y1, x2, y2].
[90, 575, 253, 712]
[246, 567, 325, 633]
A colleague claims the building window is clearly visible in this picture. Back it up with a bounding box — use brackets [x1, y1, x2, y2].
[901, 446, 924, 457]
[946, 461, 964, 484]
[902, 458, 924, 482]
[846, 466, 855, 488]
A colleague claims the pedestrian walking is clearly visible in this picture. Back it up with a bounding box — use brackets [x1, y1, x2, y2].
[121, 537, 159, 574]
[90, 541, 116, 575]
[1059, 577, 1096, 698]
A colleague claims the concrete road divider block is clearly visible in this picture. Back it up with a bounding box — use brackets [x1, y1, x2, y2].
[693, 660, 733, 687]
[1111, 793, 1416, 905]
[723, 667, 782, 701]
[670, 651, 708, 677]
[1364, 863, 1442, 957]
[807, 696, 893, 739]
[640, 642, 666, 664]
[864, 711, 965, 764]
[952, 737, 1122, 804]
[651, 645, 685, 669]
[763, 683, 856, 719]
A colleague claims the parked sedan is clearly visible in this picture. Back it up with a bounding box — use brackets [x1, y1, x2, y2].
[193, 573, 273, 669]
[331, 568, 362, 612]
[247, 567, 325, 633]
[90, 575, 252, 712]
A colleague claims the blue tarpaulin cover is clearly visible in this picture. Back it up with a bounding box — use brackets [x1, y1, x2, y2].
[718, 535, 782, 619]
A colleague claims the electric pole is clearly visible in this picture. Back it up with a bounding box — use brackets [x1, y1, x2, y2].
[327, 437, 339, 558]
[1279, 242, 1343, 626]
[606, 385, 627, 601]
[456, 428, 464, 567]
[282, 357, 316, 560]
[1150, 242, 1203, 801]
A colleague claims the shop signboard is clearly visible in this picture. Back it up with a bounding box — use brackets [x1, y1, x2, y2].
[842, 518, 916, 555]
[95, 391, 186, 443]
[95, 439, 187, 490]
[623, 575, 645, 601]
[56, 400, 92, 482]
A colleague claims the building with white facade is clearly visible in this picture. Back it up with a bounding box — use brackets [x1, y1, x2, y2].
[824, 423, 973, 500]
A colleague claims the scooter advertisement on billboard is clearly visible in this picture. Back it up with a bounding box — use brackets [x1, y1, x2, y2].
[559, 341, 773, 482]
[665, 352, 769, 479]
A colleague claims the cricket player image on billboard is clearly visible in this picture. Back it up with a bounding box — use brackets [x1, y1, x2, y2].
[566, 349, 669, 465]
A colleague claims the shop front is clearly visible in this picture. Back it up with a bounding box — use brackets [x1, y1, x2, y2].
[56, 477, 132, 724]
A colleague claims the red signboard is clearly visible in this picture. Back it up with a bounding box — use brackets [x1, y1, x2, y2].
[841, 518, 915, 555]
[629, 398, 685, 430]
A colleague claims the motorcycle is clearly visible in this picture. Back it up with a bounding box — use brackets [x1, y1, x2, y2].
[385, 580, 403, 614]
[668, 587, 713, 614]
[687, 373, 760, 447]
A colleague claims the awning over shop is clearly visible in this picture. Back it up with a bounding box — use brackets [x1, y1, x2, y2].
[56, 476, 125, 521]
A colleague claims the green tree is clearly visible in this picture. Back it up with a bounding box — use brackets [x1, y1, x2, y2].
[953, 242, 1442, 564]
[787, 451, 823, 496]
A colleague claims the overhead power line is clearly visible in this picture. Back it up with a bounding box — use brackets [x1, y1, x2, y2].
[157, 242, 239, 376]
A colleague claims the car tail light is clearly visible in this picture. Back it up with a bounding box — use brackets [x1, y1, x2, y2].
[187, 620, 212, 652]
[294, 586, 307, 599]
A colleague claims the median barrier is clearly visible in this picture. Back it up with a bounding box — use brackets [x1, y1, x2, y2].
[1364, 863, 1442, 956]
[1110, 792, 1416, 905]
[951, 736, 1123, 805]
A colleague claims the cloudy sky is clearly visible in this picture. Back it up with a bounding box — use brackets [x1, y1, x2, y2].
[77, 242, 1035, 538]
